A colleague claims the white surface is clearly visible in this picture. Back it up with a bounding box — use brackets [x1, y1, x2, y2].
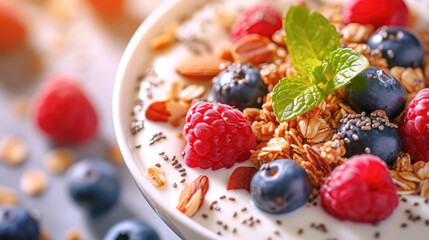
[0, 0, 180, 239]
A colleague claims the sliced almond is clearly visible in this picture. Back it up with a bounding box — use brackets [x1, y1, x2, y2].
[20, 169, 48, 196]
[44, 148, 75, 174]
[175, 56, 225, 80]
[179, 84, 206, 103]
[0, 186, 19, 206]
[0, 136, 28, 166]
[145, 167, 166, 187]
[232, 34, 275, 65]
[146, 100, 189, 127]
[166, 81, 185, 101]
[177, 175, 209, 217]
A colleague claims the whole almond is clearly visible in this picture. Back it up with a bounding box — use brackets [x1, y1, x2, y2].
[176, 57, 225, 80]
[232, 34, 275, 65]
[177, 175, 209, 217]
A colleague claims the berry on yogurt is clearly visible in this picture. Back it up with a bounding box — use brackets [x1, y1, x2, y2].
[367, 27, 425, 68]
[345, 66, 407, 119]
[210, 63, 268, 110]
[67, 159, 120, 216]
[230, 2, 282, 42]
[0, 207, 40, 240]
[399, 88, 429, 162]
[183, 102, 255, 170]
[337, 112, 402, 165]
[343, 0, 409, 30]
[320, 154, 398, 224]
[250, 159, 312, 214]
[103, 219, 160, 240]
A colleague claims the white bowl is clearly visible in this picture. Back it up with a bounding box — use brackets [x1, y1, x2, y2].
[113, 0, 223, 239]
[113, 0, 429, 239]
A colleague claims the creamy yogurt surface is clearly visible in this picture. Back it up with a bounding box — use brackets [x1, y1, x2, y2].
[130, 0, 429, 239]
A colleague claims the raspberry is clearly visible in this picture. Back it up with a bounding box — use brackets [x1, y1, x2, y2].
[230, 2, 282, 42]
[399, 89, 429, 162]
[183, 102, 255, 170]
[320, 154, 398, 224]
[343, 0, 409, 30]
[33, 76, 98, 144]
[0, 3, 26, 51]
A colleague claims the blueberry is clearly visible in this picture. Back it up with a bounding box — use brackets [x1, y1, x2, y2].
[67, 159, 120, 216]
[345, 66, 406, 119]
[337, 113, 402, 165]
[210, 63, 268, 110]
[0, 207, 40, 240]
[367, 27, 425, 68]
[103, 219, 160, 240]
[250, 159, 311, 214]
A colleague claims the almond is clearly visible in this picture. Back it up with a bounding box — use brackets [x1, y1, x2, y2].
[227, 166, 258, 192]
[232, 34, 276, 65]
[175, 57, 225, 80]
[146, 101, 170, 122]
[177, 175, 209, 217]
[146, 100, 189, 126]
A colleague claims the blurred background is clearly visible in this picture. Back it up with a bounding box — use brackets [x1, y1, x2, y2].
[0, 0, 181, 239]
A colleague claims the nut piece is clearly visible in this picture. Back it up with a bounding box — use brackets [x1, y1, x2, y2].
[20, 169, 48, 196]
[146, 100, 189, 127]
[11, 97, 29, 118]
[177, 175, 209, 217]
[0, 186, 19, 206]
[166, 81, 185, 101]
[145, 166, 166, 187]
[175, 56, 226, 80]
[179, 84, 206, 103]
[40, 229, 51, 240]
[150, 22, 178, 51]
[0, 136, 28, 166]
[44, 148, 75, 174]
[232, 34, 275, 65]
[107, 144, 124, 165]
[65, 228, 82, 240]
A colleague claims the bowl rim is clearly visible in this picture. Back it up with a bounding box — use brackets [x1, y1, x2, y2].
[112, 0, 224, 239]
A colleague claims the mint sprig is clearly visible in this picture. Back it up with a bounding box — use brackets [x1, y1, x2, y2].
[272, 6, 369, 122]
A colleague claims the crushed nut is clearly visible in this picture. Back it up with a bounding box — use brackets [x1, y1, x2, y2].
[145, 166, 166, 187]
[20, 169, 48, 196]
[0, 136, 28, 166]
[44, 148, 75, 174]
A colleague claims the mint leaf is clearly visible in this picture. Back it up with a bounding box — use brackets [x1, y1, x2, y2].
[285, 5, 340, 77]
[304, 59, 327, 84]
[325, 48, 370, 91]
[272, 75, 326, 122]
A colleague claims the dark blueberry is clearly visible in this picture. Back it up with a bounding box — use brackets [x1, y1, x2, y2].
[0, 207, 40, 240]
[250, 159, 312, 214]
[337, 113, 402, 165]
[367, 27, 425, 68]
[67, 159, 120, 216]
[103, 219, 160, 240]
[345, 66, 406, 119]
[210, 63, 267, 110]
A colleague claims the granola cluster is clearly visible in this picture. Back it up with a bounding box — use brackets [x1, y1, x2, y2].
[241, 3, 429, 190]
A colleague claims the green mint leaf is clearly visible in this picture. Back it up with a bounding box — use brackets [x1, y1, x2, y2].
[325, 48, 370, 91]
[285, 5, 340, 77]
[272, 75, 326, 122]
[304, 58, 327, 84]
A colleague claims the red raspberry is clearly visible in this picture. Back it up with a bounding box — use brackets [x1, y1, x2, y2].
[343, 0, 409, 30]
[320, 154, 398, 224]
[230, 2, 282, 42]
[399, 89, 429, 162]
[183, 102, 255, 170]
[33, 76, 98, 144]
